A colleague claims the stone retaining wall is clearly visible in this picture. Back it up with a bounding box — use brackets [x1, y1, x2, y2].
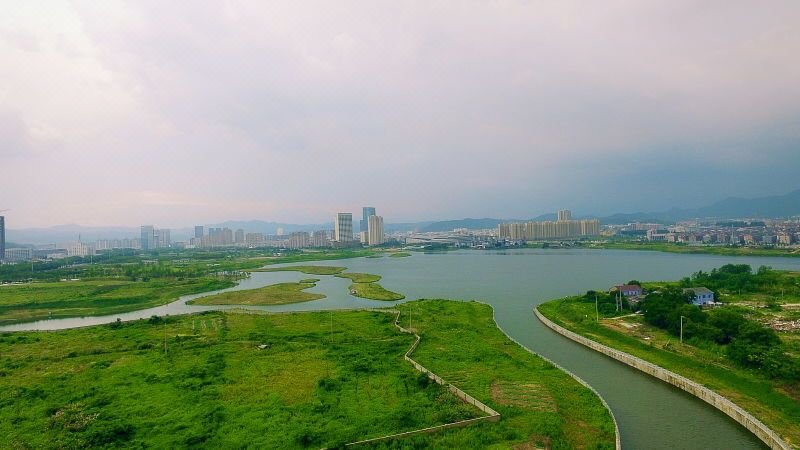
[534, 307, 793, 450]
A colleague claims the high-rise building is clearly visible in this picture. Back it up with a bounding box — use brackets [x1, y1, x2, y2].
[0, 216, 5, 261]
[368, 215, 385, 246]
[140, 225, 154, 250]
[312, 230, 330, 247]
[360, 207, 376, 233]
[194, 226, 204, 239]
[157, 229, 171, 248]
[557, 209, 572, 221]
[335, 213, 353, 242]
[497, 211, 599, 241]
[235, 229, 245, 244]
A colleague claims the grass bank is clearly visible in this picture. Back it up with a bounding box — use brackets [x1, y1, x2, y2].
[0, 278, 234, 325]
[0, 300, 616, 449]
[394, 300, 616, 449]
[585, 241, 800, 258]
[188, 281, 325, 306]
[538, 297, 800, 447]
[252, 265, 346, 275]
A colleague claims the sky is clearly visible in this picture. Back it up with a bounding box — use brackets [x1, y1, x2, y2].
[2, 1, 800, 228]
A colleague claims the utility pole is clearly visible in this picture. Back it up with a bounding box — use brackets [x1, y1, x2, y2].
[164, 320, 168, 354]
[680, 316, 685, 345]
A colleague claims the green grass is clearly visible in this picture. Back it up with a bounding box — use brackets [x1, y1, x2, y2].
[388, 252, 411, 258]
[0, 301, 616, 449]
[299, 278, 320, 284]
[335, 272, 382, 283]
[393, 300, 616, 449]
[188, 282, 325, 306]
[0, 309, 481, 449]
[253, 265, 346, 275]
[586, 241, 800, 258]
[348, 282, 405, 301]
[538, 297, 800, 447]
[0, 278, 235, 325]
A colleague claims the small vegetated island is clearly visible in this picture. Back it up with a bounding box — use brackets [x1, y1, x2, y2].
[538, 264, 800, 447]
[244, 265, 405, 302]
[0, 300, 616, 449]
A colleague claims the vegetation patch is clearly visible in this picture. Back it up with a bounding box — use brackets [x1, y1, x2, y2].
[538, 266, 800, 446]
[389, 252, 412, 258]
[335, 272, 381, 283]
[394, 300, 616, 449]
[0, 278, 234, 325]
[254, 265, 346, 275]
[188, 282, 324, 306]
[348, 282, 405, 301]
[0, 309, 480, 449]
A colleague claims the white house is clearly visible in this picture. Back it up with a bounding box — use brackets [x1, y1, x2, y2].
[683, 287, 715, 306]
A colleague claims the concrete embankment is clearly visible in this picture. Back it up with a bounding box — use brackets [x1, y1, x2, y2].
[534, 307, 793, 450]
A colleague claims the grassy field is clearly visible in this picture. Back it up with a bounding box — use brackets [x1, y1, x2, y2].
[388, 252, 411, 258]
[188, 281, 325, 306]
[349, 282, 405, 301]
[394, 300, 616, 449]
[335, 272, 382, 283]
[0, 308, 479, 449]
[253, 265, 346, 275]
[585, 241, 800, 258]
[0, 300, 616, 449]
[0, 279, 234, 325]
[538, 297, 800, 447]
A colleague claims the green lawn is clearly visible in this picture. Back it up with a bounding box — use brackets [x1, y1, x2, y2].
[388, 252, 411, 258]
[0, 278, 234, 325]
[188, 281, 325, 306]
[0, 301, 616, 449]
[538, 297, 800, 447]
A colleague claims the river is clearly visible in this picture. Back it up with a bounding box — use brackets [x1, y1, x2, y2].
[3, 249, 799, 449]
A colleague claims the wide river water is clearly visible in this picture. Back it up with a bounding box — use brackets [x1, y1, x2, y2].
[3, 249, 800, 449]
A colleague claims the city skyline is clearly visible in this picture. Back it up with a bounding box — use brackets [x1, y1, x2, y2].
[3, 2, 800, 228]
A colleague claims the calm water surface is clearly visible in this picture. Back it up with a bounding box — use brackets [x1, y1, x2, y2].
[5, 249, 800, 449]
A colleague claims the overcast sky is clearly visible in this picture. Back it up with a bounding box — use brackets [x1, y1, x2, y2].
[2, 1, 800, 228]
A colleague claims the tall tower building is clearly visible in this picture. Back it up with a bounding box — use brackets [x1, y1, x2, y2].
[194, 226, 204, 239]
[360, 207, 376, 233]
[335, 213, 353, 242]
[140, 225, 154, 250]
[368, 215, 385, 246]
[0, 216, 5, 260]
[557, 209, 572, 221]
[235, 229, 245, 244]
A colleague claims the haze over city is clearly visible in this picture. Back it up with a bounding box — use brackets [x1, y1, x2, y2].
[3, 1, 800, 228]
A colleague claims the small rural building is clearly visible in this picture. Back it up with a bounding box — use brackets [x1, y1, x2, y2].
[612, 284, 644, 297]
[683, 287, 715, 306]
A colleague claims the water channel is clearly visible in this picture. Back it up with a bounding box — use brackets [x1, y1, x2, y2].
[3, 249, 799, 449]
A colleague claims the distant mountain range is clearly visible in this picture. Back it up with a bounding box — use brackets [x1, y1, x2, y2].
[600, 189, 800, 224]
[6, 189, 800, 244]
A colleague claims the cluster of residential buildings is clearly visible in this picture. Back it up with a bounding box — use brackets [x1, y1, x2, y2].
[497, 210, 601, 241]
[611, 220, 800, 247]
[334, 207, 385, 246]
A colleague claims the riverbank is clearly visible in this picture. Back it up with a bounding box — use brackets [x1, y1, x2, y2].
[537, 297, 800, 448]
[581, 241, 800, 258]
[0, 300, 616, 449]
[0, 278, 235, 325]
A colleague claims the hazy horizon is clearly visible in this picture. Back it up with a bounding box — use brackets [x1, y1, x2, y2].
[3, 1, 800, 228]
